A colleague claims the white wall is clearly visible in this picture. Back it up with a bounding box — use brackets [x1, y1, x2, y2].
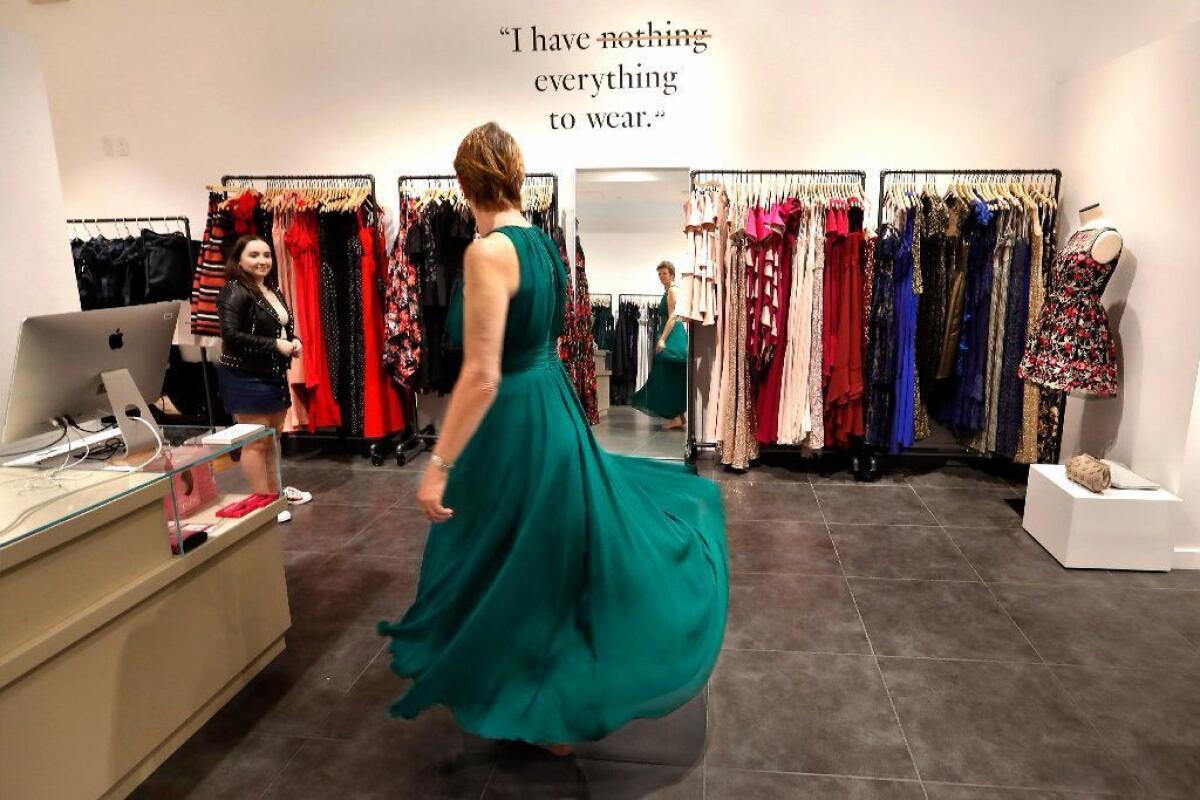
[10, 0, 1197, 228]
[1054, 22, 1200, 490]
[0, 28, 78, 420]
[1052, 21, 1200, 554]
[1177, 366, 1200, 565]
[582, 232, 688, 299]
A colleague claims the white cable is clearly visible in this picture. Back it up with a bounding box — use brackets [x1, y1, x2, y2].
[0, 417, 166, 538]
[49, 419, 91, 481]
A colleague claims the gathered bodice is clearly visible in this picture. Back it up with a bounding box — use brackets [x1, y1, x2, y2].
[448, 225, 567, 374]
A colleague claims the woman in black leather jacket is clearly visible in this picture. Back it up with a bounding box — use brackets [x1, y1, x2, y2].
[217, 235, 309, 511]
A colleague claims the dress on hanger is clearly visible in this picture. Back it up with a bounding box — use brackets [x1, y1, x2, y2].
[285, 211, 343, 430]
[717, 229, 759, 469]
[1019, 226, 1121, 396]
[377, 225, 727, 744]
[1015, 203, 1045, 463]
[358, 209, 407, 438]
[679, 191, 719, 326]
[191, 193, 234, 336]
[824, 203, 866, 447]
[273, 212, 310, 433]
[755, 200, 800, 444]
[890, 210, 918, 453]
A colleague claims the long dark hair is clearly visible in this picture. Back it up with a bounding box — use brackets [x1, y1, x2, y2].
[225, 234, 275, 293]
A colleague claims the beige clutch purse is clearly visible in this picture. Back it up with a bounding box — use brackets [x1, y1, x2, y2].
[1066, 454, 1111, 493]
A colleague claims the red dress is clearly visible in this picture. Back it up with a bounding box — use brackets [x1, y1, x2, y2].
[823, 203, 866, 446]
[285, 212, 342, 430]
[755, 200, 801, 444]
[358, 210, 407, 437]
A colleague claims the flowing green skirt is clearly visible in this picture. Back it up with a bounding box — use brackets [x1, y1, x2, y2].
[377, 360, 727, 744]
[631, 322, 689, 419]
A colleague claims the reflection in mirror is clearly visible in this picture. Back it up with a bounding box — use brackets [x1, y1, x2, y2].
[575, 168, 691, 459]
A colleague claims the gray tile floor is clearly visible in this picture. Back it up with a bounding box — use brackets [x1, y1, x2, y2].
[592, 406, 687, 459]
[131, 455, 1200, 799]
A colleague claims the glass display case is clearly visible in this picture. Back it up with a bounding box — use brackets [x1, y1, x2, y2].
[0, 425, 281, 556]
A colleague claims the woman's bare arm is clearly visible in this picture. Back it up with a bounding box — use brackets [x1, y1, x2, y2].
[658, 285, 680, 345]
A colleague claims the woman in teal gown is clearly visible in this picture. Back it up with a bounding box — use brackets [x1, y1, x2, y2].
[631, 261, 689, 430]
[376, 123, 728, 753]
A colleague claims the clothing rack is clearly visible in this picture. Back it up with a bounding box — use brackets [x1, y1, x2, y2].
[216, 174, 398, 464]
[684, 168, 869, 463]
[67, 215, 214, 431]
[878, 167, 1065, 462]
[871, 168, 1065, 474]
[391, 172, 562, 466]
[589, 293, 613, 307]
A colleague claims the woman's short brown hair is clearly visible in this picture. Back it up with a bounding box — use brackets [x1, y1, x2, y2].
[657, 260, 676, 279]
[454, 122, 524, 211]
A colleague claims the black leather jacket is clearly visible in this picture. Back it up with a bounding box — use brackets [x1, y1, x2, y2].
[217, 279, 296, 378]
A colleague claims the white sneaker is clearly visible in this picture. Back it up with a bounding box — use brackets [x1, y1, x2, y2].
[283, 486, 313, 506]
[277, 509, 293, 524]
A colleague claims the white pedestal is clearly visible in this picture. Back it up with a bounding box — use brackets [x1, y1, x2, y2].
[1023, 464, 1181, 571]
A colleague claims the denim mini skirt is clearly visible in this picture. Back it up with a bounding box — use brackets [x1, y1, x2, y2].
[217, 366, 291, 415]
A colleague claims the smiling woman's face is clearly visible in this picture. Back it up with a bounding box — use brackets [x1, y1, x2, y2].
[241, 240, 273, 280]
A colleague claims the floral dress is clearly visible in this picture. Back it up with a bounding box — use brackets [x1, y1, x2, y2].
[1019, 227, 1121, 396]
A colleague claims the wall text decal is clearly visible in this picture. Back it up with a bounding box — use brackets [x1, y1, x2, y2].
[498, 21, 711, 131]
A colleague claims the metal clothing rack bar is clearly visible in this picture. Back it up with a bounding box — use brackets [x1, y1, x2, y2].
[878, 169, 1062, 219]
[66, 215, 213, 431]
[588, 293, 613, 306]
[220, 173, 376, 195]
[67, 216, 193, 226]
[872, 167, 1065, 467]
[684, 168, 869, 462]
[690, 168, 868, 180]
[391, 172, 561, 466]
[398, 172, 559, 196]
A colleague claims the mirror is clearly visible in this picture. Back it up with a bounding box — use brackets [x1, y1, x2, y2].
[575, 168, 691, 459]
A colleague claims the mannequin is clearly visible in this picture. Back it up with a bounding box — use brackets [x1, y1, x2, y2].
[1078, 202, 1123, 263]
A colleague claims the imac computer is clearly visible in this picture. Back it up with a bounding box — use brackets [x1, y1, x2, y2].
[2, 302, 180, 454]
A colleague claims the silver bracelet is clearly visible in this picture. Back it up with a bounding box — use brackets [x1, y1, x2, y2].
[430, 453, 454, 472]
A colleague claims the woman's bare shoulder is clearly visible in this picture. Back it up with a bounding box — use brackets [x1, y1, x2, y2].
[466, 231, 519, 262]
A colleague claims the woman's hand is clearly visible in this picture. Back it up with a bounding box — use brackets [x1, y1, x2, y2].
[275, 338, 294, 356]
[290, 338, 303, 357]
[417, 466, 453, 523]
[656, 339, 666, 354]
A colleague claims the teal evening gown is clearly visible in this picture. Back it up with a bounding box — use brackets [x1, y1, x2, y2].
[377, 226, 728, 744]
[631, 289, 689, 419]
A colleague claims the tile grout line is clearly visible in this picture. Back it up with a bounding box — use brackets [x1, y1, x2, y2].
[813, 485, 930, 800]
[319, 508, 396, 554]
[255, 736, 309, 800]
[922, 778, 1136, 797]
[721, 646, 1042, 665]
[478, 762, 498, 799]
[907, 483, 1150, 798]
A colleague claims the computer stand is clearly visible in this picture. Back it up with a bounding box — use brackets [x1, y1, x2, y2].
[101, 368, 161, 454]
